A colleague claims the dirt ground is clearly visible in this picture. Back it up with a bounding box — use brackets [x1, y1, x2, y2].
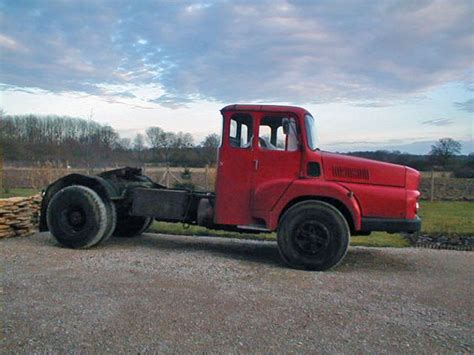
[1, 232, 473, 353]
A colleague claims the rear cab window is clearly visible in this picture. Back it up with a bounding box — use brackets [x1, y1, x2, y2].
[229, 114, 253, 149]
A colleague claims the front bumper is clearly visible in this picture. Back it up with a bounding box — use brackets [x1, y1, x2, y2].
[361, 216, 421, 233]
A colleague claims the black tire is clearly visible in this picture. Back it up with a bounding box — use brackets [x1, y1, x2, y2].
[113, 215, 152, 238]
[100, 200, 117, 243]
[46, 185, 109, 249]
[277, 201, 350, 271]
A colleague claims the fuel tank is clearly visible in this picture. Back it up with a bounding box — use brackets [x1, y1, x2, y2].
[321, 152, 406, 187]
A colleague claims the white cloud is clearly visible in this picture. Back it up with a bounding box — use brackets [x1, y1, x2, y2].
[0, 1, 472, 105]
[0, 33, 27, 52]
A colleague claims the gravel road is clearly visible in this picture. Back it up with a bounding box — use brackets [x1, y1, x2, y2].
[1, 232, 473, 353]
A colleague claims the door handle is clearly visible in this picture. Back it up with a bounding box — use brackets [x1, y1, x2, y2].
[253, 159, 259, 170]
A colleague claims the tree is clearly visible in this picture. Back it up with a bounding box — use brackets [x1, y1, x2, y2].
[133, 133, 145, 152]
[145, 127, 165, 149]
[201, 133, 220, 148]
[174, 132, 194, 148]
[145, 127, 179, 163]
[118, 138, 131, 150]
[429, 138, 462, 168]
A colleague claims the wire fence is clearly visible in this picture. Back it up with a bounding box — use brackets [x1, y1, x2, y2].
[1, 164, 217, 192]
[1, 164, 473, 200]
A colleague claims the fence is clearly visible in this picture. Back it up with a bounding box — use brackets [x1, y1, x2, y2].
[419, 174, 473, 201]
[2, 164, 217, 192]
[1, 165, 473, 201]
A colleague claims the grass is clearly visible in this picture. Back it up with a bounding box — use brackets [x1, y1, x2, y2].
[0, 188, 40, 198]
[150, 221, 276, 241]
[417, 201, 473, 234]
[149, 222, 411, 248]
[150, 201, 473, 248]
[2, 188, 472, 248]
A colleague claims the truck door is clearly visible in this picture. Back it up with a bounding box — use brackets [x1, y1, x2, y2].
[251, 114, 301, 221]
[214, 112, 256, 226]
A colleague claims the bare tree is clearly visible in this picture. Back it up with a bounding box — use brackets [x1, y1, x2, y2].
[133, 133, 145, 152]
[145, 127, 165, 149]
[430, 138, 462, 168]
[174, 132, 194, 148]
[201, 133, 220, 148]
[118, 138, 132, 150]
[146, 127, 179, 163]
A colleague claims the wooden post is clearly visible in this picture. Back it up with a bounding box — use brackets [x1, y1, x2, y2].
[166, 164, 170, 188]
[205, 164, 209, 191]
[430, 169, 435, 202]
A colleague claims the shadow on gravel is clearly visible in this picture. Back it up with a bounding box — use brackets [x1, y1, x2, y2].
[112, 234, 414, 272]
[33, 232, 413, 272]
[136, 234, 285, 268]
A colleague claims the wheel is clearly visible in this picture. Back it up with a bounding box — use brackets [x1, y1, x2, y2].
[100, 200, 117, 243]
[277, 201, 350, 271]
[113, 214, 152, 238]
[46, 185, 110, 249]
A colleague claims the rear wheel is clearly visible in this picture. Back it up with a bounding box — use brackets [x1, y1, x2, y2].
[100, 200, 117, 243]
[46, 185, 111, 249]
[113, 215, 152, 238]
[277, 201, 350, 271]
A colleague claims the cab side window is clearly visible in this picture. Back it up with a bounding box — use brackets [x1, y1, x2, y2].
[229, 114, 253, 148]
[258, 116, 298, 152]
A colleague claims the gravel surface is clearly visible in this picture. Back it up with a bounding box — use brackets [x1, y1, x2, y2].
[1, 232, 473, 353]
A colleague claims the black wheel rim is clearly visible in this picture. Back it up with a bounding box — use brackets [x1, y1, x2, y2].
[62, 206, 86, 232]
[294, 221, 330, 256]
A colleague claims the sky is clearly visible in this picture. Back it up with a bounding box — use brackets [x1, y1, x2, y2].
[0, 0, 472, 154]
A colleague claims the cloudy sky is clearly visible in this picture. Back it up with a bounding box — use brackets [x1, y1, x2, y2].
[0, 0, 472, 153]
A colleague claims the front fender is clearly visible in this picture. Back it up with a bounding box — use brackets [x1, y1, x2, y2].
[267, 179, 362, 231]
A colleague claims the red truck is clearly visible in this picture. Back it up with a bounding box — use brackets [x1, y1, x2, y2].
[40, 104, 421, 270]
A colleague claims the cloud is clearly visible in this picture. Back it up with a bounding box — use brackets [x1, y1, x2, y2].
[421, 118, 454, 126]
[324, 139, 473, 155]
[0, 1, 473, 105]
[351, 102, 394, 108]
[149, 94, 195, 109]
[454, 98, 474, 113]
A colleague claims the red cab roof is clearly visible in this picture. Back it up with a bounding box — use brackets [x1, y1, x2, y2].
[221, 104, 311, 117]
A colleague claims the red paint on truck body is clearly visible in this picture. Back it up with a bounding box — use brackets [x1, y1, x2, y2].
[214, 104, 421, 232]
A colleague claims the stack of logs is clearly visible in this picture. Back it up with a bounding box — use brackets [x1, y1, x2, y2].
[0, 194, 42, 238]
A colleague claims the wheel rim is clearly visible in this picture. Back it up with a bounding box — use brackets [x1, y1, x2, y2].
[63, 207, 86, 231]
[294, 221, 330, 256]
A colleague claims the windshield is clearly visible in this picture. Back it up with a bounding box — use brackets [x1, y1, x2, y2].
[304, 114, 318, 150]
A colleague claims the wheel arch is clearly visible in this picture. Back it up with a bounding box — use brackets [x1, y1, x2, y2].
[39, 174, 120, 232]
[278, 196, 357, 233]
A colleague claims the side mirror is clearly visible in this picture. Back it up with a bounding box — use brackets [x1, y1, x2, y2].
[282, 118, 290, 135]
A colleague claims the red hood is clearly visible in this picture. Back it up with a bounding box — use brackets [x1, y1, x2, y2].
[321, 152, 406, 187]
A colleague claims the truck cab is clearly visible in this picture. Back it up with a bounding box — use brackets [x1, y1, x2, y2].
[215, 104, 421, 234]
[40, 104, 421, 271]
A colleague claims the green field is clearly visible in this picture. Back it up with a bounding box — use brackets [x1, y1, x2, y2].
[2, 188, 472, 247]
[417, 201, 473, 234]
[0, 188, 40, 198]
[148, 222, 413, 248]
[150, 201, 473, 248]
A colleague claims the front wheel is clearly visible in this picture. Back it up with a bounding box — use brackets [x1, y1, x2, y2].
[277, 201, 350, 271]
